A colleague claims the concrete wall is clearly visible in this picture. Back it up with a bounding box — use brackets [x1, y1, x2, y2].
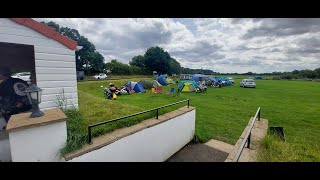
[0, 130, 11, 162]
[9, 121, 67, 162]
[68, 109, 196, 162]
[0, 18, 78, 110]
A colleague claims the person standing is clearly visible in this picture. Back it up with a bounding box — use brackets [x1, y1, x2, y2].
[0, 67, 32, 129]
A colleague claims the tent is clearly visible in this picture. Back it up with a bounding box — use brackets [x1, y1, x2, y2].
[156, 75, 168, 86]
[178, 80, 199, 88]
[178, 81, 197, 93]
[122, 81, 146, 93]
[167, 78, 174, 84]
[215, 77, 232, 86]
[140, 80, 161, 89]
[255, 76, 263, 80]
[192, 74, 207, 82]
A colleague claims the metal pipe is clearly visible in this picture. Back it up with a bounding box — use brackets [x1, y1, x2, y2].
[87, 99, 190, 144]
[247, 132, 251, 148]
[88, 127, 92, 144]
[156, 109, 159, 119]
[233, 107, 261, 162]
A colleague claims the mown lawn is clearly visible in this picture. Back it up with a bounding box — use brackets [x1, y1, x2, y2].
[62, 78, 320, 161]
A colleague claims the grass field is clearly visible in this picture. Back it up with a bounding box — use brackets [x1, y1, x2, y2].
[62, 78, 320, 161]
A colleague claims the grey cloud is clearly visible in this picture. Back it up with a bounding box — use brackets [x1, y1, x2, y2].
[252, 56, 267, 60]
[242, 18, 320, 39]
[97, 27, 172, 51]
[298, 36, 320, 49]
[171, 41, 223, 62]
[210, 53, 225, 60]
[286, 37, 320, 55]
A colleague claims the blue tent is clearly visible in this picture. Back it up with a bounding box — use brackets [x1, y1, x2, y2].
[255, 76, 263, 80]
[122, 81, 145, 93]
[178, 80, 199, 88]
[156, 75, 168, 86]
[215, 77, 232, 86]
[192, 74, 207, 82]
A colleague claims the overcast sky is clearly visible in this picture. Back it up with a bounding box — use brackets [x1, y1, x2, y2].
[34, 18, 320, 73]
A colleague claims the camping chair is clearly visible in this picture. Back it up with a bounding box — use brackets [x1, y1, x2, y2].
[157, 86, 162, 94]
[166, 87, 174, 95]
[170, 87, 174, 93]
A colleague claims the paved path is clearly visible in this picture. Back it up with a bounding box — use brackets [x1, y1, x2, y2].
[166, 143, 229, 162]
[167, 118, 268, 162]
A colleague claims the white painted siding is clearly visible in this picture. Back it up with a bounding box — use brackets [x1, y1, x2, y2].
[0, 18, 78, 110]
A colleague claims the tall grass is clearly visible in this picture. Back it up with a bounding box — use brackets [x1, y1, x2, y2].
[257, 134, 320, 162]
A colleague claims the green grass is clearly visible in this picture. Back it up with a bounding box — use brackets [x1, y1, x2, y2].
[62, 78, 320, 161]
[257, 134, 320, 162]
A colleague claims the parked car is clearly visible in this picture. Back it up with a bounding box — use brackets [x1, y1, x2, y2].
[11, 72, 31, 83]
[93, 73, 107, 79]
[77, 71, 85, 80]
[240, 79, 256, 88]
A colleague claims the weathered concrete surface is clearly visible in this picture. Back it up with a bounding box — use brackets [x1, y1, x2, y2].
[166, 143, 228, 162]
[166, 118, 268, 162]
[225, 118, 268, 162]
[205, 139, 234, 154]
[6, 108, 67, 132]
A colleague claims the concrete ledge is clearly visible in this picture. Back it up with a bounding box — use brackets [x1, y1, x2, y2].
[6, 108, 67, 132]
[225, 118, 268, 162]
[205, 139, 234, 154]
[64, 106, 195, 161]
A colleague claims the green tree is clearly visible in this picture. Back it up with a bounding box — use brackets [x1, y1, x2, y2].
[129, 55, 145, 67]
[105, 60, 132, 75]
[41, 21, 104, 74]
[168, 58, 181, 75]
[144, 46, 170, 75]
[314, 68, 320, 78]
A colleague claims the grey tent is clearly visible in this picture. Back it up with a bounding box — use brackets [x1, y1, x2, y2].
[140, 80, 161, 89]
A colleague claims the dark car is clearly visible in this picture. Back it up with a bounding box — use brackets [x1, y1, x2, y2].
[77, 71, 85, 80]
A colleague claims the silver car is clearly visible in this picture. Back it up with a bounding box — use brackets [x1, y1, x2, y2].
[11, 72, 31, 83]
[240, 79, 256, 88]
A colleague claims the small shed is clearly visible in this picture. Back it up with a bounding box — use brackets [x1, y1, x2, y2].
[0, 18, 79, 110]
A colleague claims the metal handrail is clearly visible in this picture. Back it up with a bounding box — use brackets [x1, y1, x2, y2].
[88, 99, 190, 144]
[233, 107, 261, 162]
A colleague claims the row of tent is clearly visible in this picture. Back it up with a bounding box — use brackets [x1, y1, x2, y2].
[121, 74, 233, 94]
[121, 77, 173, 93]
[122, 79, 205, 94]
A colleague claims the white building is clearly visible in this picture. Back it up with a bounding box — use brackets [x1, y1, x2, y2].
[0, 18, 79, 110]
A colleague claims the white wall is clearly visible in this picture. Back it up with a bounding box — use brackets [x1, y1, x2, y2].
[9, 121, 67, 162]
[68, 109, 196, 162]
[0, 18, 78, 110]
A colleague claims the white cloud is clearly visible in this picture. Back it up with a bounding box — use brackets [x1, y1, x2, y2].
[34, 18, 320, 73]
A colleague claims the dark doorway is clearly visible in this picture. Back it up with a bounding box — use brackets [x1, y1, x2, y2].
[0, 42, 36, 83]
